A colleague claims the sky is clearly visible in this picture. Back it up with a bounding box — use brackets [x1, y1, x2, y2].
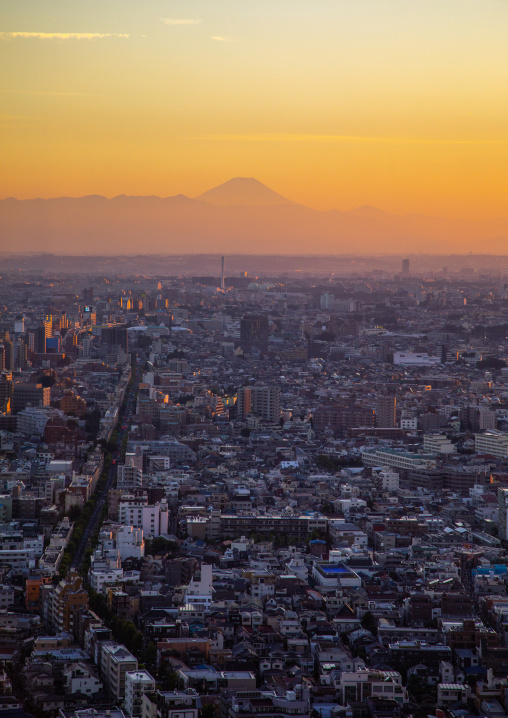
[1, 0, 508, 219]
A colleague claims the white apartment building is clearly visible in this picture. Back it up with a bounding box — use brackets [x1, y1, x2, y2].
[125, 670, 156, 717]
[362, 447, 436, 471]
[117, 464, 143, 490]
[16, 407, 52, 438]
[475, 431, 508, 459]
[393, 352, 440, 366]
[101, 643, 138, 701]
[118, 498, 169, 538]
[100, 525, 145, 561]
[378, 470, 399, 492]
[423, 434, 456, 455]
[184, 564, 213, 609]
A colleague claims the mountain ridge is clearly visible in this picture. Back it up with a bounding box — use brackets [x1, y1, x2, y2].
[1, 178, 508, 254]
[195, 177, 296, 207]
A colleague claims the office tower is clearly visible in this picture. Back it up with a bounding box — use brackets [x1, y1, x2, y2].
[12, 337, 28, 370]
[81, 336, 92, 359]
[237, 385, 281, 423]
[14, 315, 25, 334]
[44, 314, 53, 340]
[240, 314, 269, 354]
[0, 372, 13, 413]
[2, 340, 13, 371]
[0, 346, 4, 373]
[83, 287, 94, 305]
[33, 325, 47, 354]
[377, 395, 396, 428]
[101, 325, 129, 352]
[12, 383, 51, 414]
[221, 256, 225, 290]
[401, 258, 410, 278]
[45, 335, 61, 354]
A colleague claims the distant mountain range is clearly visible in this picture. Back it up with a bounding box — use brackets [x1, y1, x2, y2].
[1, 177, 507, 255]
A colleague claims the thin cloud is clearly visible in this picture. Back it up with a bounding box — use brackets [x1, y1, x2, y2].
[193, 132, 508, 145]
[0, 90, 95, 96]
[161, 19, 201, 26]
[0, 32, 130, 40]
[210, 36, 236, 42]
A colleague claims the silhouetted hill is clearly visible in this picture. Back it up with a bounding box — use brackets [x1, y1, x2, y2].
[196, 177, 296, 206]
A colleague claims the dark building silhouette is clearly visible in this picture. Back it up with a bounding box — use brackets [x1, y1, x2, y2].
[377, 395, 396, 428]
[240, 314, 269, 355]
[101, 325, 129, 352]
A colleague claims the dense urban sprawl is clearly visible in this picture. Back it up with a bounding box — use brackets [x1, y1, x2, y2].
[1, 260, 508, 718]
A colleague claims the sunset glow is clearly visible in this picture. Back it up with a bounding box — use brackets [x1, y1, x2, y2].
[2, 0, 508, 222]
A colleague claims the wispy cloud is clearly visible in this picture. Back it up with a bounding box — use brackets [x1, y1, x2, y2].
[161, 18, 201, 26]
[0, 89, 94, 96]
[193, 133, 508, 145]
[210, 36, 236, 42]
[0, 32, 129, 40]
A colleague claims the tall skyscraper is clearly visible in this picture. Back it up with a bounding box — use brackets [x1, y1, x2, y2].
[220, 256, 225, 290]
[401, 258, 410, 278]
[377, 395, 396, 428]
[83, 287, 94, 305]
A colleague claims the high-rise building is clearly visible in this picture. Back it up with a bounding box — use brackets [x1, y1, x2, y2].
[2, 340, 13, 371]
[44, 314, 53, 340]
[376, 395, 396, 428]
[237, 385, 281, 423]
[499, 487, 508, 540]
[83, 287, 94, 305]
[12, 383, 50, 414]
[320, 292, 335, 310]
[101, 644, 138, 701]
[0, 372, 13, 413]
[125, 670, 155, 717]
[401, 258, 410, 278]
[32, 325, 47, 354]
[240, 314, 269, 354]
[44, 571, 89, 633]
[101, 325, 129, 352]
[12, 337, 28, 370]
[14, 316, 25, 334]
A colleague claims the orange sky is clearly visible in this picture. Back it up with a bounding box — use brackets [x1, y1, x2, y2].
[1, 0, 508, 219]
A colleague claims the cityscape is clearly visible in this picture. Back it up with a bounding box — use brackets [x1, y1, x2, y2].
[2, 1, 508, 718]
[1, 259, 508, 718]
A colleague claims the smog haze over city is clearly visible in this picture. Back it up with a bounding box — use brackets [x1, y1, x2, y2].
[3, 4, 508, 718]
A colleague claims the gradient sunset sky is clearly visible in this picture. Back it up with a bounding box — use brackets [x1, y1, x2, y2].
[2, 0, 508, 219]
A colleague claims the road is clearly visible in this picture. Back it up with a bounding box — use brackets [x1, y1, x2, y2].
[71, 367, 140, 571]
